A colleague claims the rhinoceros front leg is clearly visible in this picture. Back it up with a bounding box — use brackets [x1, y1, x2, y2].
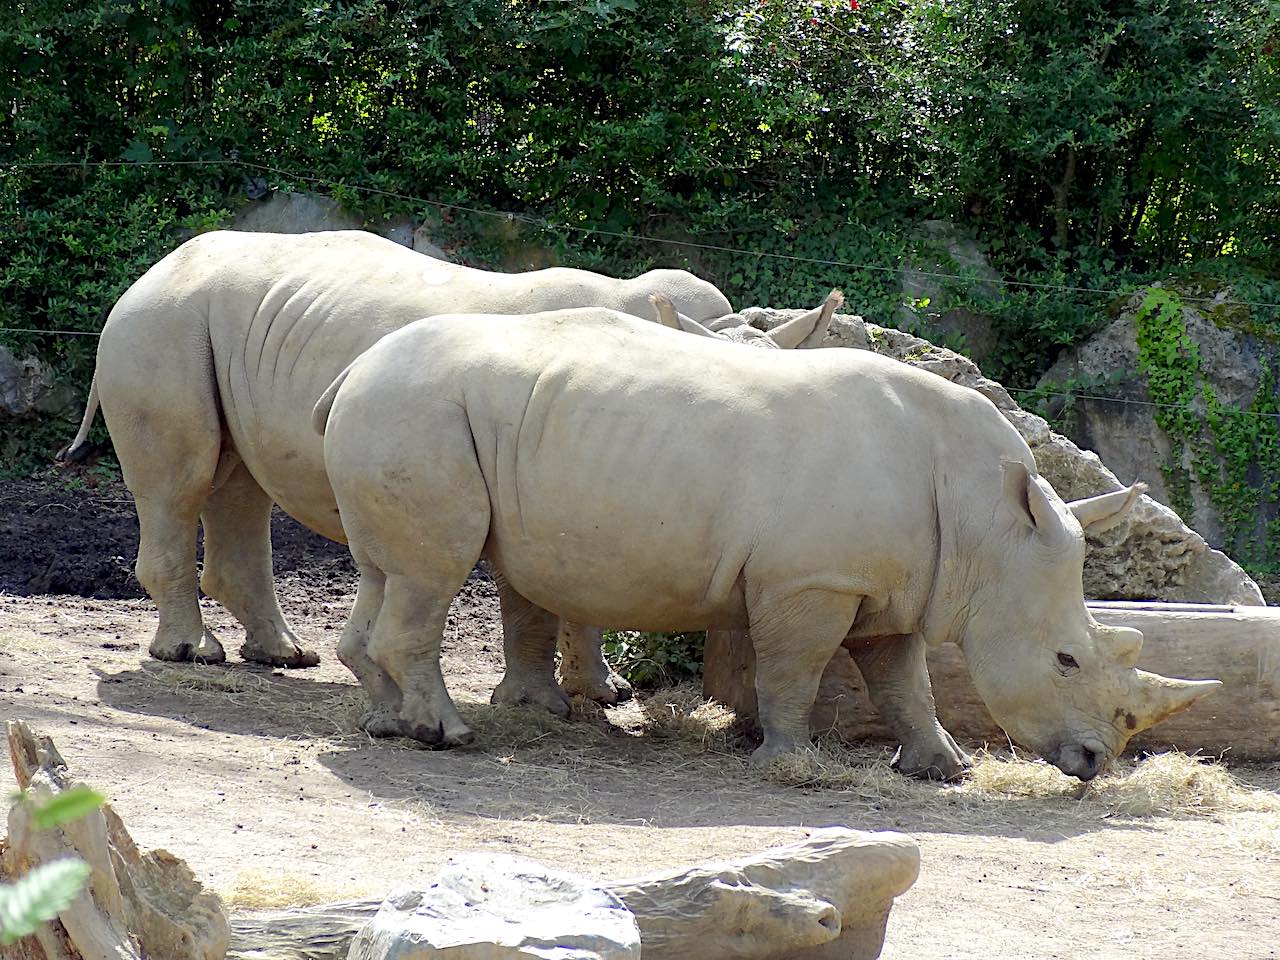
[491, 573, 571, 718]
[556, 620, 634, 705]
[849, 633, 971, 781]
[199, 462, 319, 669]
[335, 560, 407, 738]
[747, 588, 861, 769]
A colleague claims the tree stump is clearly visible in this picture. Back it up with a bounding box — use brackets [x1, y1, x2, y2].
[704, 602, 1280, 758]
[1, 720, 229, 959]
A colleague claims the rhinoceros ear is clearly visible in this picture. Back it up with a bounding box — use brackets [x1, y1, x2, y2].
[767, 289, 844, 349]
[1068, 483, 1147, 535]
[648, 292, 726, 341]
[1001, 459, 1068, 541]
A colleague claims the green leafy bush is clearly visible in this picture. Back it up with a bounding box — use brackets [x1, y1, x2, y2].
[602, 630, 705, 689]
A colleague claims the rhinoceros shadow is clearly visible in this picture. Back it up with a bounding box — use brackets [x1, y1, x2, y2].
[93, 661, 1157, 843]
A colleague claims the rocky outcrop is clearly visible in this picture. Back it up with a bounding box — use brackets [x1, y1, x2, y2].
[230, 190, 452, 261]
[897, 219, 1004, 366]
[0, 346, 78, 421]
[739, 306, 1263, 605]
[1040, 288, 1279, 554]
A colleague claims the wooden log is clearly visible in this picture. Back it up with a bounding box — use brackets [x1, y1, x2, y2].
[1, 721, 229, 960]
[227, 830, 920, 960]
[703, 602, 1280, 759]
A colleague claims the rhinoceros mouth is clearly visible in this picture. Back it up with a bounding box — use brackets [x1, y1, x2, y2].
[1050, 737, 1111, 781]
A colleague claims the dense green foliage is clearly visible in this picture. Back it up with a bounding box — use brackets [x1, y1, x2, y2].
[602, 630, 706, 689]
[3, 0, 1279, 538]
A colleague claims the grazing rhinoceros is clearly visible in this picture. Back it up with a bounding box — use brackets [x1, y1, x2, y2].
[69, 230, 837, 705]
[314, 297, 1219, 778]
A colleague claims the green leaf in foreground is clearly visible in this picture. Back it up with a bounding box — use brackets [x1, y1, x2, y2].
[0, 858, 91, 945]
[29, 787, 107, 831]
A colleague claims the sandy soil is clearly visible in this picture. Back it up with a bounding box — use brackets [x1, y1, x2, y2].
[2, 474, 1279, 959]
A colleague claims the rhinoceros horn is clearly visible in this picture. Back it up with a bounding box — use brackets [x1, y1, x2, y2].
[1126, 670, 1221, 733]
[1068, 483, 1148, 535]
[649, 292, 722, 339]
[766, 288, 844, 349]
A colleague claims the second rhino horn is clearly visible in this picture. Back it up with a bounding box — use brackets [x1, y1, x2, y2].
[767, 288, 845, 349]
[648, 292, 722, 340]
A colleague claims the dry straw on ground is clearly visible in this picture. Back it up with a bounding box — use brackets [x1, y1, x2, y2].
[141, 665, 1279, 825]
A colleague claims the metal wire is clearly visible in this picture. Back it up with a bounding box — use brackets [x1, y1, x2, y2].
[6, 155, 1280, 311]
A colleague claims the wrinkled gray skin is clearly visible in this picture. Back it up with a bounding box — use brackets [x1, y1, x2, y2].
[70, 230, 748, 708]
[316, 309, 1218, 779]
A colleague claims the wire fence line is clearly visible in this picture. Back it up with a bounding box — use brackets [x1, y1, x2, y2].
[7, 155, 1280, 312]
[7, 158, 1280, 423]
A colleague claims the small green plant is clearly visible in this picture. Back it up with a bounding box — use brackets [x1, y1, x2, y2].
[0, 786, 106, 945]
[602, 630, 705, 689]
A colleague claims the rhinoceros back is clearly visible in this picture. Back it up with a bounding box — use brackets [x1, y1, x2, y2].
[329, 310, 1016, 633]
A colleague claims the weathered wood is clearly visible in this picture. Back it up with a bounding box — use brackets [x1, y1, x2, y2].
[704, 602, 1280, 759]
[227, 830, 919, 960]
[1, 721, 229, 960]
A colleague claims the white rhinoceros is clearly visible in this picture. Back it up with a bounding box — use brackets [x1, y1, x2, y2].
[69, 230, 835, 705]
[314, 301, 1219, 779]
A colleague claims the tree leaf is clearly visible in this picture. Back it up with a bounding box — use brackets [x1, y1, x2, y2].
[30, 787, 106, 830]
[0, 859, 91, 945]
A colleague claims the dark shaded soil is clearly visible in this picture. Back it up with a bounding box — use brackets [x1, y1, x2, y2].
[0, 469, 357, 601]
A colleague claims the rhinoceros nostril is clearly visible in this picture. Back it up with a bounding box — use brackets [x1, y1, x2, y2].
[1082, 745, 1098, 771]
[816, 904, 841, 933]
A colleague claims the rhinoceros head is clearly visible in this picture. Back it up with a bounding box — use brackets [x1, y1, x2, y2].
[650, 289, 842, 349]
[950, 461, 1220, 780]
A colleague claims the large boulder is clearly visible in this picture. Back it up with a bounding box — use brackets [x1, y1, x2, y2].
[897, 219, 1004, 366]
[0, 345, 78, 420]
[1040, 288, 1278, 557]
[230, 191, 451, 260]
[347, 854, 640, 960]
[739, 305, 1263, 605]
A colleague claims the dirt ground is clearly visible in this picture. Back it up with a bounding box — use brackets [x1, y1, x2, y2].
[2, 473, 1279, 959]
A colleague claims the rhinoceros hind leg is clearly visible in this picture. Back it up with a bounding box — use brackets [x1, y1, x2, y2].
[128, 452, 224, 665]
[366, 574, 476, 748]
[199, 463, 319, 669]
[850, 633, 971, 781]
[335, 561, 407, 738]
[556, 620, 634, 705]
[747, 588, 861, 769]
[491, 574, 571, 718]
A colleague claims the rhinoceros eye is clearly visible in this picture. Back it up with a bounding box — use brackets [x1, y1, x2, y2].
[1057, 652, 1080, 671]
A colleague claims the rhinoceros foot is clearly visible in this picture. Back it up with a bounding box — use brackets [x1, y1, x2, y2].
[491, 675, 572, 718]
[892, 729, 972, 782]
[359, 708, 406, 739]
[240, 635, 320, 669]
[560, 668, 635, 706]
[400, 717, 477, 749]
[149, 627, 226, 665]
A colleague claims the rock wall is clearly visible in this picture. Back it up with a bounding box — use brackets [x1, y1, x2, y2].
[740, 306, 1263, 605]
[1040, 289, 1279, 555]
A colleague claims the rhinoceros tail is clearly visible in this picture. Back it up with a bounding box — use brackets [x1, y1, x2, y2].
[312, 365, 354, 437]
[57, 373, 100, 463]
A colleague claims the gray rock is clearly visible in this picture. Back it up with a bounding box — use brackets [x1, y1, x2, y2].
[898, 219, 1004, 364]
[742, 305, 1263, 605]
[1041, 288, 1278, 554]
[0, 345, 79, 420]
[231, 192, 425, 252]
[347, 853, 640, 960]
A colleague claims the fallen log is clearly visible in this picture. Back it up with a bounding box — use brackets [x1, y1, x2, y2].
[227, 830, 919, 960]
[704, 602, 1280, 759]
[0, 720, 229, 960]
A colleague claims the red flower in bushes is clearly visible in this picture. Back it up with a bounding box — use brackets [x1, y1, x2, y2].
[850, 0, 859, 8]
